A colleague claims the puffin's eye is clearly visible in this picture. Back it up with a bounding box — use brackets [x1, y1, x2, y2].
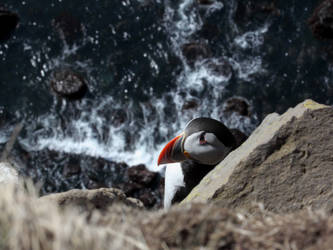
[199, 132, 207, 145]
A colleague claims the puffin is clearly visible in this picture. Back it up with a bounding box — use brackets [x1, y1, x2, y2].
[158, 117, 238, 208]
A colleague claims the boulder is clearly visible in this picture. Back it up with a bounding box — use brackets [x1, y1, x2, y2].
[40, 188, 144, 212]
[50, 68, 88, 100]
[309, 0, 333, 40]
[119, 164, 164, 208]
[182, 99, 333, 213]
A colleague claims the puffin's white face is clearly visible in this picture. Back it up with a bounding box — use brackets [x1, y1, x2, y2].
[183, 131, 230, 165]
[158, 117, 236, 166]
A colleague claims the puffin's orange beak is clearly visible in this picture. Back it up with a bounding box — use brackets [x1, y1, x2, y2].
[158, 134, 184, 165]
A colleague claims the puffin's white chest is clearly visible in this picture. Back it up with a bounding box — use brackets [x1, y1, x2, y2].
[164, 163, 185, 209]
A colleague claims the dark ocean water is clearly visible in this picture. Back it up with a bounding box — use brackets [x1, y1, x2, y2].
[0, 0, 332, 173]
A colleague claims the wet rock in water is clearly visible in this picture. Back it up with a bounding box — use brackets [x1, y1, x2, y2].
[182, 99, 199, 110]
[183, 100, 333, 214]
[40, 188, 144, 212]
[206, 59, 233, 78]
[309, 0, 333, 40]
[181, 42, 211, 66]
[50, 69, 88, 100]
[197, 0, 214, 5]
[52, 11, 83, 45]
[0, 9, 19, 41]
[223, 97, 250, 116]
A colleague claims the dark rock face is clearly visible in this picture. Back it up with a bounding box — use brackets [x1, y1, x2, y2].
[52, 11, 83, 45]
[309, 0, 333, 40]
[50, 69, 88, 100]
[119, 164, 164, 208]
[0, 9, 19, 41]
[16, 148, 163, 208]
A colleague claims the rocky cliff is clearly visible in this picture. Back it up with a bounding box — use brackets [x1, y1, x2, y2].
[2, 99, 333, 250]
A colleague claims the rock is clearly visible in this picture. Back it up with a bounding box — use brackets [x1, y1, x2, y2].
[182, 99, 333, 213]
[181, 42, 211, 66]
[50, 68, 88, 100]
[127, 164, 157, 186]
[120, 164, 164, 208]
[182, 100, 199, 110]
[142, 203, 333, 250]
[309, 0, 333, 40]
[197, 0, 214, 5]
[52, 11, 83, 45]
[62, 159, 81, 177]
[0, 162, 18, 185]
[19, 148, 163, 208]
[40, 188, 144, 212]
[223, 97, 250, 116]
[0, 9, 19, 41]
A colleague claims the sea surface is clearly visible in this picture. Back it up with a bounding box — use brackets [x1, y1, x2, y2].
[0, 0, 332, 174]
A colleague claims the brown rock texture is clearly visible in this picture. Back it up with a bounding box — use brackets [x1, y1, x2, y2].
[3, 182, 333, 250]
[40, 188, 144, 212]
[141, 203, 333, 250]
[183, 99, 333, 213]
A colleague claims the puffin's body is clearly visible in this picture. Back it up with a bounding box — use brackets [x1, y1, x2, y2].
[158, 117, 240, 208]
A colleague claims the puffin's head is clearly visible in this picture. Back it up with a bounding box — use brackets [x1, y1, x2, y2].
[158, 117, 236, 166]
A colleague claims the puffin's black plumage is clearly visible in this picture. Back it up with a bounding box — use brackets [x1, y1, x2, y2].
[170, 160, 215, 204]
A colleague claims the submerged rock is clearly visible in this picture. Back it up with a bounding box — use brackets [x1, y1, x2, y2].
[0, 9, 19, 41]
[181, 42, 211, 66]
[52, 11, 83, 45]
[197, 0, 214, 5]
[183, 99, 333, 213]
[309, 0, 333, 40]
[50, 68, 88, 100]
